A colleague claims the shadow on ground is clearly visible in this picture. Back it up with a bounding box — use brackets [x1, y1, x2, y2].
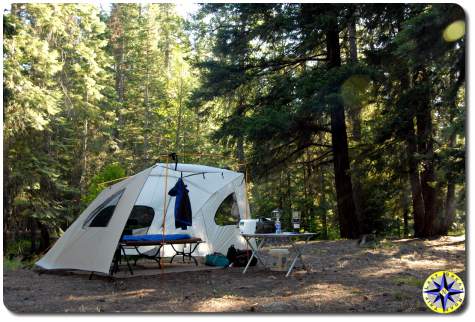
[3, 235, 465, 313]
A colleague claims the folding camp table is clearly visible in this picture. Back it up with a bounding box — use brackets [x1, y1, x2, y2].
[110, 237, 204, 275]
[241, 233, 316, 277]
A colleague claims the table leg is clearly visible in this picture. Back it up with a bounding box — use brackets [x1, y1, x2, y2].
[243, 237, 266, 274]
[188, 242, 200, 266]
[170, 242, 200, 266]
[133, 245, 162, 268]
[301, 236, 312, 272]
[121, 245, 134, 275]
[170, 244, 180, 264]
[286, 241, 300, 277]
[285, 236, 311, 277]
[245, 236, 267, 266]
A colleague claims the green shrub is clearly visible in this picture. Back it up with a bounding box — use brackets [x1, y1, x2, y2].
[5, 239, 31, 257]
[3, 257, 23, 271]
[83, 163, 126, 204]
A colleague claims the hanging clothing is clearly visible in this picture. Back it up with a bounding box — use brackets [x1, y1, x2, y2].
[168, 178, 192, 230]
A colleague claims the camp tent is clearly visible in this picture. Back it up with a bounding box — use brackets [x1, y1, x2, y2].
[36, 163, 249, 274]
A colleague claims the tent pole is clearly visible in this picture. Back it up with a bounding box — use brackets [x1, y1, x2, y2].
[160, 155, 170, 272]
[244, 165, 250, 220]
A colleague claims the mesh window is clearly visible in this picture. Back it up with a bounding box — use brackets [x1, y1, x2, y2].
[83, 189, 125, 228]
[124, 206, 155, 235]
[214, 193, 240, 226]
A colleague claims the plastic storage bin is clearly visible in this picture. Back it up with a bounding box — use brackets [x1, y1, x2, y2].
[269, 248, 289, 271]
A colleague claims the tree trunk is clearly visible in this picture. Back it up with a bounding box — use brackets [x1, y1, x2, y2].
[79, 118, 88, 198]
[110, 4, 126, 147]
[406, 122, 426, 237]
[348, 17, 358, 63]
[175, 76, 184, 152]
[415, 70, 438, 237]
[235, 92, 246, 173]
[29, 218, 37, 255]
[346, 15, 366, 234]
[163, 6, 171, 73]
[287, 170, 292, 229]
[401, 182, 410, 237]
[403, 203, 409, 238]
[143, 20, 150, 165]
[326, 12, 358, 239]
[442, 182, 456, 234]
[400, 69, 426, 238]
[3, 141, 11, 253]
[320, 166, 328, 239]
[37, 221, 50, 253]
[440, 123, 457, 235]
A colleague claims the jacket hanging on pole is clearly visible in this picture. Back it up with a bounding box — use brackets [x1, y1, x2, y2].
[168, 178, 192, 229]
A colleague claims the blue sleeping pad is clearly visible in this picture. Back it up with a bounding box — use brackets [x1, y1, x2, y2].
[121, 233, 192, 242]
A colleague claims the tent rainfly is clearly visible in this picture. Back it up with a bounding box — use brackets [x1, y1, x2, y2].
[36, 163, 249, 274]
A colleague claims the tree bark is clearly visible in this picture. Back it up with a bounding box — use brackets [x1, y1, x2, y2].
[406, 122, 426, 237]
[442, 181, 456, 234]
[29, 218, 37, 255]
[440, 119, 457, 235]
[38, 221, 50, 253]
[235, 91, 246, 172]
[346, 15, 366, 234]
[3, 140, 12, 253]
[79, 117, 88, 198]
[415, 70, 438, 237]
[348, 18, 358, 63]
[110, 4, 126, 147]
[400, 70, 426, 238]
[326, 11, 359, 239]
[319, 164, 328, 239]
[175, 76, 184, 152]
[143, 13, 151, 165]
[401, 182, 410, 237]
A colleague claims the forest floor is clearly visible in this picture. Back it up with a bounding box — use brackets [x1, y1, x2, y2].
[3, 235, 465, 313]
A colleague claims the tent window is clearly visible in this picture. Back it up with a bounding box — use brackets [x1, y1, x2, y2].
[83, 189, 125, 228]
[214, 193, 240, 226]
[123, 206, 155, 235]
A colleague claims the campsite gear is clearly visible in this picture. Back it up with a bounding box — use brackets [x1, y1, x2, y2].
[239, 219, 258, 234]
[275, 219, 282, 234]
[241, 232, 316, 277]
[168, 178, 192, 229]
[269, 248, 290, 271]
[226, 245, 257, 267]
[121, 233, 191, 242]
[291, 210, 301, 231]
[226, 244, 237, 262]
[272, 208, 283, 233]
[169, 152, 179, 170]
[36, 163, 249, 275]
[255, 218, 276, 234]
[205, 252, 230, 267]
[112, 235, 204, 275]
[272, 208, 282, 218]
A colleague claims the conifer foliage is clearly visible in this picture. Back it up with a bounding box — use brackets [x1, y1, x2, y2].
[2, 3, 466, 256]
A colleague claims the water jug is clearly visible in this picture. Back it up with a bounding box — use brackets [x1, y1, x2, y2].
[275, 219, 282, 234]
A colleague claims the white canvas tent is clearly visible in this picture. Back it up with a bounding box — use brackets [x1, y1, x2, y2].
[36, 163, 249, 274]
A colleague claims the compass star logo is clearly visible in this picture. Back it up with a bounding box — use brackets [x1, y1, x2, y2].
[422, 271, 465, 313]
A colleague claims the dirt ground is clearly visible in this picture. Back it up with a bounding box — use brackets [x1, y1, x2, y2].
[3, 235, 466, 313]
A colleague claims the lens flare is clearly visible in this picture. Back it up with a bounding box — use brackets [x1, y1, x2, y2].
[443, 20, 465, 42]
[341, 75, 371, 106]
